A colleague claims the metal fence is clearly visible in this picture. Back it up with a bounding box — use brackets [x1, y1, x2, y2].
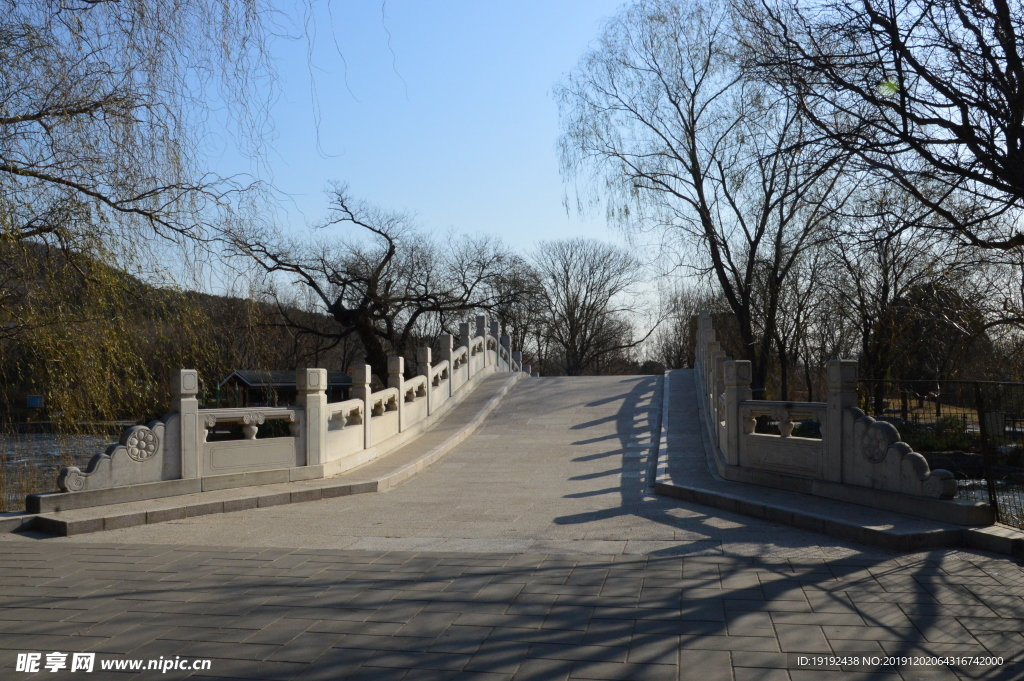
[857, 379, 1024, 529]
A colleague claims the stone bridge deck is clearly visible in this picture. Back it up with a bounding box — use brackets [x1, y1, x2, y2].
[2, 373, 1023, 680]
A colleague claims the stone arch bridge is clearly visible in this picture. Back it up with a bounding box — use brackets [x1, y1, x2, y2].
[1, 315, 1023, 680]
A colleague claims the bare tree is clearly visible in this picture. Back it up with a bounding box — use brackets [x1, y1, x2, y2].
[556, 0, 846, 395]
[766, 247, 827, 400]
[488, 264, 547, 365]
[533, 238, 651, 376]
[738, 0, 1024, 250]
[234, 185, 529, 380]
[823, 185, 974, 384]
[650, 282, 720, 369]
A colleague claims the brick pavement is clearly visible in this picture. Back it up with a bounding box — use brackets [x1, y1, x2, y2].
[2, 375, 1024, 679]
[1, 542, 1023, 680]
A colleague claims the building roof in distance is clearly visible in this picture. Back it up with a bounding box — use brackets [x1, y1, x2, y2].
[218, 370, 352, 389]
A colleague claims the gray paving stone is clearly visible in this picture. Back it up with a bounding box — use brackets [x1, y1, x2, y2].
[727, 611, 775, 637]
[512, 657, 573, 681]
[291, 647, 375, 681]
[189, 659, 307, 680]
[733, 668, 790, 681]
[569, 660, 676, 681]
[464, 640, 532, 673]
[680, 634, 781, 652]
[363, 650, 472, 670]
[343, 667, 408, 681]
[488, 626, 584, 646]
[677, 649, 733, 681]
[428, 625, 493, 654]
[526, 643, 627, 663]
[244, 617, 317, 645]
[335, 634, 435, 652]
[730, 651, 790, 669]
[774, 623, 833, 653]
[265, 632, 342, 663]
[625, 633, 678, 665]
[4, 375, 1024, 680]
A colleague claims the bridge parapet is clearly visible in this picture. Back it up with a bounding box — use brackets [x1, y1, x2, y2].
[47, 319, 535, 500]
[693, 311, 973, 522]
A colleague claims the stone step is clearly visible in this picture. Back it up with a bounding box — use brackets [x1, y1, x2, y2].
[655, 369, 1024, 558]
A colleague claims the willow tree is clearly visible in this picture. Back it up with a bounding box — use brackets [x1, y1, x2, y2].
[0, 0, 276, 250]
[0, 0, 278, 433]
[556, 0, 846, 395]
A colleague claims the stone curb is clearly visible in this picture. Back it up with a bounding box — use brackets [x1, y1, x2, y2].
[652, 371, 1024, 558]
[652, 480, 964, 552]
[21, 372, 524, 537]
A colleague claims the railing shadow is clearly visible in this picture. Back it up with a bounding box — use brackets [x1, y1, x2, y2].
[1, 541, 1021, 679]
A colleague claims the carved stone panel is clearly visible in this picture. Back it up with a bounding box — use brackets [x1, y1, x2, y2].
[57, 419, 170, 492]
[844, 408, 956, 499]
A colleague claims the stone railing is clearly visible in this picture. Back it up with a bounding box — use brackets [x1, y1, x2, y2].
[693, 310, 961, 511]
[54, 315, 534, 494]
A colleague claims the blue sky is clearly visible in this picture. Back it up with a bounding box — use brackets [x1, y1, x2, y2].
[232, 0, 626, 250]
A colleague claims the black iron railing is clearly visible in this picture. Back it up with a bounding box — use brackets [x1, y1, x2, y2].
[857, 379, 1024, 529]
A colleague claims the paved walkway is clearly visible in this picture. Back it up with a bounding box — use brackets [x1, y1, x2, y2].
[2, 374, 1023, 679]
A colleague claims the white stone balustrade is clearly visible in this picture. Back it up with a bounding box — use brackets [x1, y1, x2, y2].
[693, 310, 957, 502]
[55, 320, 534, 494]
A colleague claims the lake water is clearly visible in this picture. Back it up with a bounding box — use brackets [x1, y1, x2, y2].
[2, 433, 113, 509]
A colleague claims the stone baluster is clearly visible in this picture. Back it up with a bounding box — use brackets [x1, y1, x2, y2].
[500, 335, 511, 371]
[512, 351, 522, 371]
[826, 359, 859, 483]
[296, 368, 327, 467]
[489, 320, 500, 368]
[351, 363, 373, 449]
[171, 369, 201, 480]
[459, 322, 472, 377]
[418, 347, 432, 415]
[388, 356, 405, 431]
[711, 350, 727, 445]
[705, 340, 720, 407]
[522, 363, 531, 376]
[723, 361, 752, 467]
[439, 333, 454, 399]
[476, 315, 489, 367]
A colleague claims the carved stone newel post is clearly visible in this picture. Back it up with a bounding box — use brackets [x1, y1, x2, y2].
[296, 368, 327, 467]
[826, 360, 859, 483]
[351, 364, 373, 449]
[172, 369, 201, 479]
[723, 360, 752, 467]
